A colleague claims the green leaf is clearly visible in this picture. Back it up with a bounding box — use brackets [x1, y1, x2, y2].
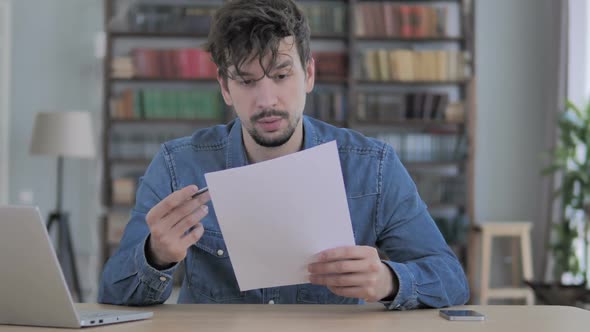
[552, 187, 563, 201]
[572, 170, 590, 184]
[567, 99, 584, 120]
[542, 164, 562, 175]
[555, 146, 569, 160]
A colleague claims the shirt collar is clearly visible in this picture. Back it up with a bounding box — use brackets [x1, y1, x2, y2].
[226, 118, 249, 169]
[226, 115, 319, 169]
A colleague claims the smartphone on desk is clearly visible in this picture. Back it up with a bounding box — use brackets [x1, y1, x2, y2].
[439, 309, 485, 321]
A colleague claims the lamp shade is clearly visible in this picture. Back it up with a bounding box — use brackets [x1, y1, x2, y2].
[30, 111, 96, 158]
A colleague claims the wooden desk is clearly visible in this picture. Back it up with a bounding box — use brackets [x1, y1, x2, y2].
[0, 304, 589, 331]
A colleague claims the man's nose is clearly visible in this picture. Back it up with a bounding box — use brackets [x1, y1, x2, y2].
[254, 77, 279, 111]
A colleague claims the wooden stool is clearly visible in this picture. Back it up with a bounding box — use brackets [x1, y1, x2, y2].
[468, 222, 534, 304]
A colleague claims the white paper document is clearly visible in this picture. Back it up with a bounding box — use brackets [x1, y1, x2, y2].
[204, 141, 355, 291]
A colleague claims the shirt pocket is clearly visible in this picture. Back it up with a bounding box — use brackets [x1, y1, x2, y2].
[188, 229, 245, 303]
[296, 284, 358, 304]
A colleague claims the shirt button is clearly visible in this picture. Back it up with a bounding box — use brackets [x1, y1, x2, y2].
[159, 276, 167, 282]
[268, 300, 275, 304]
[217, 249, 224, 256]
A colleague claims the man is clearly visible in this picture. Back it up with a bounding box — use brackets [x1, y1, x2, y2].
[99, 0, 469, 309]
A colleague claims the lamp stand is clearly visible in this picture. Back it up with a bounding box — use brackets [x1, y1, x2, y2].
[46, 156, 84, 302]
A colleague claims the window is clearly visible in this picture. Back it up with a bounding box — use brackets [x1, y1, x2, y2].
[568, 0, 590, 106]
[562, 0, 590, 284]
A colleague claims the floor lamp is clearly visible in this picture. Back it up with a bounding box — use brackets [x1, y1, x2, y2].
[30, 111, 96, 302]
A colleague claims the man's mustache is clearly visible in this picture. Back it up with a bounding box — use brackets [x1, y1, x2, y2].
[251, 110, 289, 122]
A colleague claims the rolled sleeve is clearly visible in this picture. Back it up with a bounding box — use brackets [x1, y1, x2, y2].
[135, 235, 178, 302]
[380, 261, 418, 310]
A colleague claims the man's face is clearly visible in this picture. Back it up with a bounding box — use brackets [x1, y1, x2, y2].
[218, 37, 315, 148]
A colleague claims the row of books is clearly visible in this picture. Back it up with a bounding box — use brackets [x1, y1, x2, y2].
[413, 174, 466, 206]
[110, 174, 465, 210]
[376, 133, 463, 162]
[300, 2, 346, 35]
[314, 52, 348, 80]
[111, 57, 134, 79]
[356, 3, 450, 38]
[305, 90, 346, 123]
[112, 50, 348, 81]
[105, 209, 145, 247]
[361, 49, 470, 82]
[106, 212, 128, 245]
[110, 132, 185, 159]
[357, 92, 464, 123]
[111, 89, 223, 120]
[123, 4, 217, 34]
[118, 3, 349, 37]
[111, 177, 137, 205]
[112, 48, 217, 79]
[106, 185, 466, 247]
[115, 2, 456, 39]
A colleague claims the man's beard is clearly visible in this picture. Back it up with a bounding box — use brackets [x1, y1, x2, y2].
[247, 109, 300, 148]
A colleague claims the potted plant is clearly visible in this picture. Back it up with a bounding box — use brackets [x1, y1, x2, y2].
[526, 100, 590, 305]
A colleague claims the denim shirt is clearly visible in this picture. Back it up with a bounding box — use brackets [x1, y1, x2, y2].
[98, 116, 469, 309]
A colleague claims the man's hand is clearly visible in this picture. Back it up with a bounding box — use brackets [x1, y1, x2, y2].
[145, 185, 211, 268]
[308, 246, 397, 302]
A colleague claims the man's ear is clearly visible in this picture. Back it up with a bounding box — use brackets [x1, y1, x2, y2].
[217, 71, 233, 106]
[305, 57, 315, 93]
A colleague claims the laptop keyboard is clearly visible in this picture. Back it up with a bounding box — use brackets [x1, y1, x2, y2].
[78, 310, 124, 319]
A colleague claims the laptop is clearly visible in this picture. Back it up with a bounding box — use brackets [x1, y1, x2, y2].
[0, 205, 153, 328]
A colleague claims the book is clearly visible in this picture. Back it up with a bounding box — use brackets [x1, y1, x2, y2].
[106, 213, 130, 245]
[112, 178, 136, 205]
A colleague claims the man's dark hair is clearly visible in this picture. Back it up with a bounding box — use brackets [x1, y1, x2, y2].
[204, 0, 311, 81]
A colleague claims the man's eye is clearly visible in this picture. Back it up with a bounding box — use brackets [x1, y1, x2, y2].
[239, 80, 253, 86]
[275, 74, 288, 80]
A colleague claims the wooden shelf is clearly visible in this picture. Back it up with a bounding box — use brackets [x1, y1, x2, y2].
[111, 77, 217, 83]
[377, 0, 461, 2]
[357, 80, 470, 86]
[428, 203, 465, 210]
[110, 203, 134, 210]
[316, 77, 348, 84]
[112, 77, 348, 85]
[298, 0, 347, 2]
[110, 118, 223, 126]
[110, 31, 209, 38]
[404, 160, 465, 168]
[109, 158, 152, 165]
[356, 36, 464, 42]
[353, 119, 464, 129]
[108, 31, 354, 40]
[110, 32, 347, 40]
[111, 78, 468, 86]
[112, 118, 343, 128]
[324, 120, 347, 127]
[312, 33, 348, 40]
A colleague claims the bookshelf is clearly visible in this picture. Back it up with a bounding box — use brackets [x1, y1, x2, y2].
[101, 0, 476, 270]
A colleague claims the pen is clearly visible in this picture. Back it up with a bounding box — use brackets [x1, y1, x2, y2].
[192, 186, 209, 199]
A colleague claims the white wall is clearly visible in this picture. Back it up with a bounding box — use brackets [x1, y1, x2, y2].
[569, 0, 590, 106]
[475, 0, 559, 283]
[0, 0, 11, 204]
[9, 0, 103, 300]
